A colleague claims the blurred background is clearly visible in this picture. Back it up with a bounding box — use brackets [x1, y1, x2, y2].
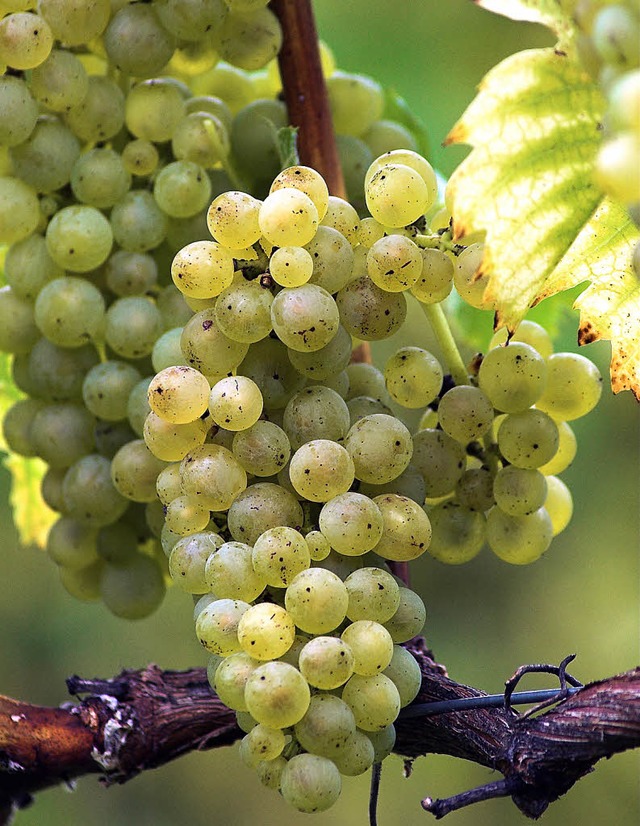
[1, 1, 638, 824]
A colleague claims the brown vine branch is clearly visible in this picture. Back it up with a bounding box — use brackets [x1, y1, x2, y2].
[1, 644, 638, 823]
[271, 0, 346, 199]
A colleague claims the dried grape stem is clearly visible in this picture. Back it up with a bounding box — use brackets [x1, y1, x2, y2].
[271, 0, 346, 199]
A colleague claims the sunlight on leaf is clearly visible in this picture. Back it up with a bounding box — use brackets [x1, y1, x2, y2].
[0, 353, 55, 548]
[473, 0, 576, 45]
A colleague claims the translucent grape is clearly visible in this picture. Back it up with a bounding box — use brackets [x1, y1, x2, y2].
[27, 339, 98, 402]
[318, 493, 384, 556]
[284, 568, 349, 634]
[244, 661, 310, 728]
[252, 526, 310, 587]
[154, 161, 212, 219]
[453, 243, 493, 310]
[271, 165, 329, 221]
[538, 421, 577, 475]
[437, 385, 494, 443]
[237, 602, 295, 660]
[280, 754, 341, 814]
[196, 597, 250, 655]
[478, 343, 547, 413]
[259, 188, 319, 247]
[71, 148, 131, 210]
[271, 284, 340, 353]
[143, 412, 207, 462]
[62, 454, 129, 527]
[124, 79, 186, 143]
[304, 225, 354, 293]
[181, 309, 249, 374]
[100, 554, 165, 620]
[110, 191, 167, 253]
[38, 0, 110, 46]
[367, 234, 422, 292]
[425, 502, 485, 564]
[164, 494, 210, 535]
[373, 494, 432, 561]
[65, 76, 125, 143]
[344, 567, 400, 623]
[321, 195, 360, 243]
[411, 248, 454, 304]
[103, 4, 176, 77]
[207, 190, 262, 249]
[169, 531, 224, 594]
[0, 176, 39, 244]
[269, 246, 313, 288]
[332, 730, 375, 776]
[232, 420, 291, 477]
[366, 725, 397, 762]
[383, 645, 422, 707]
[227, 482, 303, 544]
[122, 139, 159, 177]
[341, 673, 401, 731]
[4, 233, 62, 301]
[294, 694, 356, 759]
[384, 347, 443, 409]
[240, 724, 286, 766]
[0, 11, 53, 69]
[493, 466, 548, 516]
[489, 320, 553, 360]
[208, 375, 263, 431]
[110, 440, 167, 503]
[336, 275, 407, 341]
[0, 75, 38, 146]
[214, 279, 274, 344]
[283, 386, 350, 451]
[151, 328, 188, 372]
[0, 287, 40, 355]
[341, 620, 394, 676]
[535, 352, 602, 421]
[147, 366, 210, 425]
[106, 297, 163, 360]
[213, 7, 282, 71]
[180, 444, 247, 510]
[214, 651, 260, 712]
[544, 476, 573, 536]
[305, 530, 332, 562]
[365, 163, 430, 227]
[412, 428, 468, 497]
[497, 409, 559, 469]
[486, 506, 553, 564]
[365, 150, 438, 202]
[298, 636, 355, 690]
[344, 413, 413, 484]
[287, 324, 352, 382]
[82, 362, 141, 423]
[288, 439, 355, 502]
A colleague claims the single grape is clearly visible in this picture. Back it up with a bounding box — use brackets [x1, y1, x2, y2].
[285, 568, 349, 634]
[252, 526, 310, 587]
[341, 673, 401, 731]
[478, 342, 547, 413]
[318, 493, 384, 556]
[425, 502, 485, 564]
[298, 636, 355, 690]
[244, 661, 310, 729]
[535, 352, 602, 421]
[280, 753, 341, 814]
[544, 475, 573, 536]
[486, 506, 553, 564]
[384, 347, 443, 409]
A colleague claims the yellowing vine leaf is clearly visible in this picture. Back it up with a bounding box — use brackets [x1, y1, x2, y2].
[473, 0, 576, 46]
[0, 353, 55, 548]
[446, 45, 640, 398]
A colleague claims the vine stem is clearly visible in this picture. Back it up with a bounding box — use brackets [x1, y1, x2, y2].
[270, 0, 346, 199]
[421, 302, 469, 386]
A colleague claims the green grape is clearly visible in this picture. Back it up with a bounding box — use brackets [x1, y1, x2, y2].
[384, 347, 443, 409]
[172, 111, 230, 168]
[127, 377, 153, 437]
[486, 505, 554, 564]
[154, 0, 226, 41]
[344, 567, 400, 623]
[12, 113, 80, 192]
[304, 225, 354, 293]
[70, 149, 131, 210]
[384, 588, 427, 643]
[110, 190, 168, 253]
[46, 517, 98, 570]
[230, 97, 287, 186]
[372, 494, 432, 562]
[344, 413, 413, 484]
[96, 522, 139, 566]
[214, 279, 273, 344]
[207, 190, 262, 249]
[367, 234, 422, 292]
[336, 275, 407, 341]
[34, 277, 105, 348]
[412, 427, 469, 497]
[31, 403, 95, 468]
[298, 636, 355, 690]
[156, 462, 182, 506]
[171, 240, 235, 300]
[283, 386, 350, 451]
[535, 352, 603, 421]
[94, 421, 137, 460]
[121, 139, 160, 177]
[333, 730, 376, 776]
[341, 620, 394, 676]
[46, 206, 113, 273]
[592, 4, 640, 68]
[244, 660, 310, 728]
[271, 165, 329, 221]
[181, 309, 249, 374]
[544, 475, 573, 536]
[59, 560, 103, 602]
[180, 443, 248, 510]
[0, 75, 38, 146]
[2, 398, 44, 457]
[157, 285, 193, 331]
[539, 421, 577, 474]
[28, 48, 88, 112]
[365, 149, 438, 199]
[288, 439, 355, 502]
[269, 246, 313, 288]
[124, 79, 186, 143]
[317, 549, 366, 581]
[348, 395, 394, 426]
[227, 482, 303, 544]
[100, 554, 165, 620]
[285, 568, 349, 634]
[363, 119, 417, 156]
[196, 597, 251, 655]
[82, 361, 142, 422]
[497, 409, 559, 469]
[232, 420, 290, 477]
[318, 493, 384, 556]
[242, 723, 286, 765]
[143, 411, 207, 462]
[147, 365, 210, 425]
[320, 195, 360, 244]
[152, 328, 187, 372]
[237, 602, 295, 660]
[0, 11, 53, 69]
[489, 320, 553, 360]
[161, 522, 183, 557]
[103, 4, 176, 77]
[383, 645, 422, 707]
[305, 530, 331, 562]
[425, 502, 485, 564]
[608, 70, 640, 133]
[170, 531, 225, 593]
[336, 134, 373, 209]
[359, 463, 426, 503]
[356, 217, 386, 249]
[62, 454, 129, 527]
[214, 651, 260, 712]
[287, 326, 352, 384]
[365, 163, 430, 228]
[256, 755, 287, 789]
[213, 7, 282, 71]
[455, 467, 496, 512]
[205, 540, 266, 601]
[208, 375, 263, 431]
[0, 287, 40, 354]
[259, 188, 319, 247]
[154, 161, 212, 220]
[493, 466, 548, 516]
[410, 248, 454, 304]
[366, 724, 396, 762]
[295, 694, 356, 759]
[345, 363, 388, 401]
[111, 440, 167, 503]
[437, 385, 494, 443]
[105, 297, 163, 360]
[27, 339, 99, 402]
[37, 0, 110, 45]
[252, 526, 310, 587]
[271, 284, 340, 353]
[453, 243, 493, 309]
[0, 176, 39, 243]
[280, 753, 341, 814]
[4, 234, 62, 301]
[341, 673, 400, 731]
[327, 70, 383, 136]
[478, 342, 547, 413]
[65, 76, 125, 143]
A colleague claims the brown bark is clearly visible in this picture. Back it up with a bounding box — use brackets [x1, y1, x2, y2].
[1, 644, 638, 823]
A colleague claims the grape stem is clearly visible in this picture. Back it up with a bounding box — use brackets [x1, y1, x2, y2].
[420, 301, 469, 386]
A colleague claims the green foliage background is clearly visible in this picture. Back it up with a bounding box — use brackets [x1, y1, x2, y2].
[0, 2, 637, 824]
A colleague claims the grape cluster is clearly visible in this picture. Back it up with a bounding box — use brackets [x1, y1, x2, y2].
[573, 1, 640, 268]
[0, 1, 425, 621]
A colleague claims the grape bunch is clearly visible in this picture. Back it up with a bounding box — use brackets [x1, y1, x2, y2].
[573, 1, 640, 271]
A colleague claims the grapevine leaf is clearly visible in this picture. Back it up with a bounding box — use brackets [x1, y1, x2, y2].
[472, 0, 576, 45]
[0, 353, 55, 548]
[447, 48, 605, 326]
[383, 89, 431, 159]
[537, 199, 640, 397]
